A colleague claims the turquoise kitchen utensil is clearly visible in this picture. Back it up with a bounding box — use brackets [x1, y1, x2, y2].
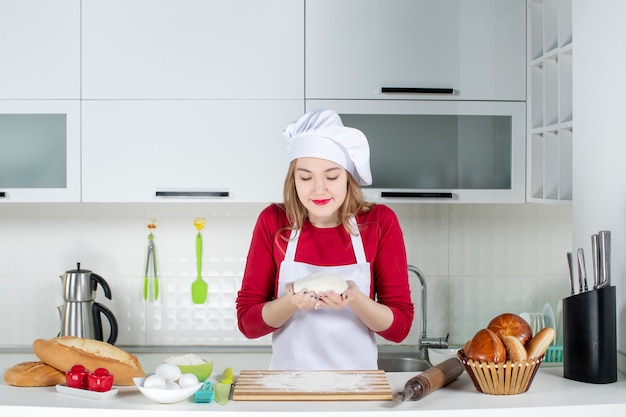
[191, 218, 207, 304]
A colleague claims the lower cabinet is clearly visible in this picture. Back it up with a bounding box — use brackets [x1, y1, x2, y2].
[81, 100, 303, 203]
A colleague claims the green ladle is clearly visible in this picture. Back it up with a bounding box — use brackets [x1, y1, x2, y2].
[192, 218, 208, 304]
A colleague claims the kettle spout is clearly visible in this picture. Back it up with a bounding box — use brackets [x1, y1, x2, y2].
[57, 305, 63, 319]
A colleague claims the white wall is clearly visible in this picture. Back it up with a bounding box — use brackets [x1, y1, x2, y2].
[0, 202, 571, 348]
[572, 1, 626, 371]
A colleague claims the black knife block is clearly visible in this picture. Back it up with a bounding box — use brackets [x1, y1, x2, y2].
[562, 286, 617, 383]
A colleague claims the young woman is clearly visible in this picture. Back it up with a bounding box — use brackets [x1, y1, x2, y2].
[236, 109, 414, 370]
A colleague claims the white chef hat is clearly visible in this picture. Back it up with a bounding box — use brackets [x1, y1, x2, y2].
[283, 109, 372, 186]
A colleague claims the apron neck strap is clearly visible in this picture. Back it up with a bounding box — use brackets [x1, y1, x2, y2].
[285, 217, 366, 264]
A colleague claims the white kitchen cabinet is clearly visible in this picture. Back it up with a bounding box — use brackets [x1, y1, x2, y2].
[82, 100, 303, 203]
[527, 0, 572, 203]
[308, 100, 526, 204]
[306, 0, 526, 101]
[0, 0, 80, 99]
[81, 0, 303, 100]
[0, 100, 81, 202]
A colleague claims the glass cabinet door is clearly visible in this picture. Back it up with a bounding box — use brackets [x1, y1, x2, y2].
[307, 100, 525, 203]
[0, 101, 80, 202]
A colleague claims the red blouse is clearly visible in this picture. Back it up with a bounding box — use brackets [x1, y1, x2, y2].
[236, 203, 414, 343]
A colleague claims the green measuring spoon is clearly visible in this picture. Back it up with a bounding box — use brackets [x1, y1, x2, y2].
[191, 218, 207, 304]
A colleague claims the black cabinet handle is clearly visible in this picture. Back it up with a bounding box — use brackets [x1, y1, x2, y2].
[381, 191, 454, 199]
[381, 87, 454, 95]
[0, 191, 5, 198]
[155, 190, 230, 198]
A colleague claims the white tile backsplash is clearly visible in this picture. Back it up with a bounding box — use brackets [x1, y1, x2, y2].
[0, 202, 571, 348]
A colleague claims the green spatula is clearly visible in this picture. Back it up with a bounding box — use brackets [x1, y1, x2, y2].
[192, 217, 208, 304]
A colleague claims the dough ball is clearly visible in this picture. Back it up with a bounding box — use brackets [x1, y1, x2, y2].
[292, 272, 348, 294]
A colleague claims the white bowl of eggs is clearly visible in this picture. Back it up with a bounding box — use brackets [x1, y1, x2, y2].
[133, 363, 203, 404]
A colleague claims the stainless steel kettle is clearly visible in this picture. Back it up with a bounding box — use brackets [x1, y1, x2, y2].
[57, 263, 118, 344]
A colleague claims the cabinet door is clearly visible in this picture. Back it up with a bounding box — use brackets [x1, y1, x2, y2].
[0, 100, 81, 202]
[306, 0, 526, 101]
[0, 0, 80, 99]
[307, 99, 526, 204]
[82, 0, 304, 99]
[82, 100, 303, 203]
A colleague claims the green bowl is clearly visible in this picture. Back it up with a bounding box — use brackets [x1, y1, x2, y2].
[176, 361, 213, 382]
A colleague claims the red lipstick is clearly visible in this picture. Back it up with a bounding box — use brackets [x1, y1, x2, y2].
[312, 199, 331, 205]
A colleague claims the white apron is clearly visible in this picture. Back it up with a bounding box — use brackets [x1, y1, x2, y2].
[269, 217, 378, 370]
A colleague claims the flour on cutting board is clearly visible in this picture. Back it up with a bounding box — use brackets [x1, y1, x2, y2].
[259, 372, 371, 392]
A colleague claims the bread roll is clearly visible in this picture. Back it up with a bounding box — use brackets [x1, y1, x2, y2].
[487, 313, 533, 345]
[525, 327, 556, 359]
[33, 336, 144, 385]
[500, 335, 528, 362]
[466, 328, 507, 363]
[3, 361, 66, 387]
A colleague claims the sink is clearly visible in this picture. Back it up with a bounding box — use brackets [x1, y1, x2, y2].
[377, 355, 431, 372]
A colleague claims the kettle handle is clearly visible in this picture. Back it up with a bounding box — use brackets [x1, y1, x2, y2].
[93, 303, 119, 345]
[90, 273, 112, 300]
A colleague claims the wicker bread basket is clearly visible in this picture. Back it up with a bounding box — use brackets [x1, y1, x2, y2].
[457, 349, 544, 395]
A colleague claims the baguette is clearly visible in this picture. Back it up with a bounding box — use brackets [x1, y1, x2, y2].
[33, 336, 144, 385]
[3, 361, 66, 387]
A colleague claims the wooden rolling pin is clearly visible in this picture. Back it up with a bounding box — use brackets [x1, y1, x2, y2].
[393, 358, 464, 402]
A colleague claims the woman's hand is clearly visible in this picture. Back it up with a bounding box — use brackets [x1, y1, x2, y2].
[316, 280, 362, 310]
[285, 282, 323, 310]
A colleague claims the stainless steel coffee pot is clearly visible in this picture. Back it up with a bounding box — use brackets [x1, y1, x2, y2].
[58, 263, 118, 344]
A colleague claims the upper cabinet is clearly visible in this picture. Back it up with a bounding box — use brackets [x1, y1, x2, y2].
[308, 99, 526, 204]
[305, 0, 527, 101]
[0, 0, 80, 99]
[527, 0, 573, 204]
[81, 0, 303, 100]
[81, 100, 301, 203]
[0, 100, 81, 202]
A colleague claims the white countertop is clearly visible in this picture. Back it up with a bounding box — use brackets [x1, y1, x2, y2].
[2, 352, 626, 416]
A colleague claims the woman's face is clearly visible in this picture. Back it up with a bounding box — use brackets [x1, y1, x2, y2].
[294, 157, 348, 227]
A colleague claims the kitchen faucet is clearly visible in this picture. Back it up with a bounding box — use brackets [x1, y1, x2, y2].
[408, 265, 449, 363]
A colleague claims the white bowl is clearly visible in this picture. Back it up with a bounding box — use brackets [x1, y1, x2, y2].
[133, 377, 203, 404]
[428, 347, 462, 365]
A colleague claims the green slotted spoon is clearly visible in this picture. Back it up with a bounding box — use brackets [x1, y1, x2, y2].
[191, 217, 208, 304]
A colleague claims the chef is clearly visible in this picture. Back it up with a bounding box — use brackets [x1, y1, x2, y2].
[236, 109, 414, 370]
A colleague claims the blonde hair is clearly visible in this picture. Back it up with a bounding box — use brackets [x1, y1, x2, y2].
[278, 160, 373, 244]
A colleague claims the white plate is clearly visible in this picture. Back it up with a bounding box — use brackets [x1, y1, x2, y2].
[555, 299, 563, 346]
[519, 312, 531, 325]
[56, 383, 119, 400]
[543, 302, 556, 335]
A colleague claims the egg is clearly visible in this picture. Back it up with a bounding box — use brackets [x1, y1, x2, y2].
[143, 374, 166, 389]
[165, 381, 181, 390]
[155, 363, 182, 382]
[178, 373, 199, 389]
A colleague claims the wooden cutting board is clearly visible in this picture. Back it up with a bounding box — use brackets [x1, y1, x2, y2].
[232, 370, 392, 401]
